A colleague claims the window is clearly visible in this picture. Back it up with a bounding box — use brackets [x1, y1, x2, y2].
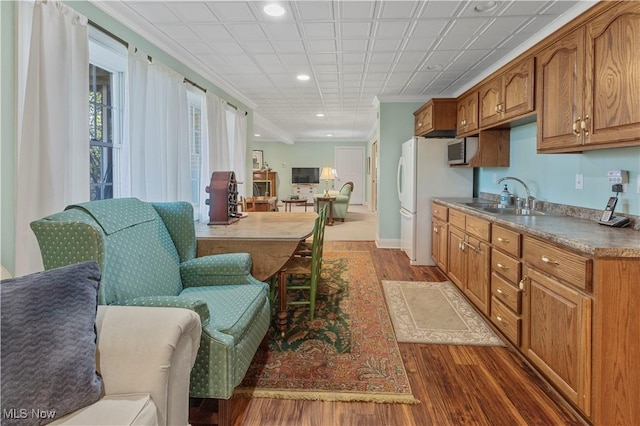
[187, 88, 204, 219]
[88, 27, 126, 201]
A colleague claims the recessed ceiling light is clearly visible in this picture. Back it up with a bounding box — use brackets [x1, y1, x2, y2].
[296, 74, 310, 81]
[254, 134, 261, 137]
[263, 4, 285, 17]
[316, 113, 325, 117]
[474, 1, 497, 13]
[326, 134, 333, 137]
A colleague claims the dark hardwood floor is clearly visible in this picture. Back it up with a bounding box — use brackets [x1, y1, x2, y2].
[196, 241, 585, 426]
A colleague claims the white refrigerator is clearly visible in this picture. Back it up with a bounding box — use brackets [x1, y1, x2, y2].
[397, 137, 473, 265]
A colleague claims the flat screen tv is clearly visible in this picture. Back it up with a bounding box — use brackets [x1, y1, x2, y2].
[291, 167, 319, 184]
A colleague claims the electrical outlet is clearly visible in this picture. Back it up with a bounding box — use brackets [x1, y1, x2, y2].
[492, 173, 497, 183]
[575, 174, 584, 190]
[637, 175, 640, 194]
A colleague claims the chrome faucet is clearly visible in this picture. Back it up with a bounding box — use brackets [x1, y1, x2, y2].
[496, 176, 536, 210]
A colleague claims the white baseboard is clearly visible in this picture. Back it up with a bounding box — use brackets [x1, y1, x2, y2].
[375, 238, 401, 249]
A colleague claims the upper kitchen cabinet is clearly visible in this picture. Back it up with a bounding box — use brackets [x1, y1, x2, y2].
[413, 98, 457, 137]
[537, 2, 640, 153]
[456, 91, 479, 137]
[479, 57, 535, 128]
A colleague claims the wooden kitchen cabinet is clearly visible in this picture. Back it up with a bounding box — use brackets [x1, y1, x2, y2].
[431, 203, 448, 271]
[414, 98, 457, 137]
[490, 225, 523, 346]
[537, 2, 640, 152]
[456, 91, 479, 136]
[447, 209, 491, 315]
[479, 57, 535, 128]
[521, 265, 592, 416]
[522, 236, 592, 415]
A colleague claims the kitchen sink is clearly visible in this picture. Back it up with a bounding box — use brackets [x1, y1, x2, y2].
[462, 202, 547, 216]
[480, 207, 546, 216]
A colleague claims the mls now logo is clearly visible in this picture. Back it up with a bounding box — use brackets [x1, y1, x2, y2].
[3, 408, 56, 420]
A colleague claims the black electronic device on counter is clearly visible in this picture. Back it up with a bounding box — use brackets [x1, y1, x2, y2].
[597, 196, 630, 227]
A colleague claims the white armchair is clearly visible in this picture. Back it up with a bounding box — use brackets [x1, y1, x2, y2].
[52, 306, 202, 426]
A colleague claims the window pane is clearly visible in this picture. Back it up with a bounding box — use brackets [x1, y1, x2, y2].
[89, 64, 115, 201]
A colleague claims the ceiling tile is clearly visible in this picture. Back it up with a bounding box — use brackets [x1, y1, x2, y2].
[375, 21, 410, 38]
[302, 22, 336, 38]
[296, 2, 335, 20]
[165, 2, 218, 23]
[192, 24, 234, 42]
[340, 22, 373, 38]
[339, 2, 376, 20]
[207, 2, 255, 21]
[126, 2, 180, 23]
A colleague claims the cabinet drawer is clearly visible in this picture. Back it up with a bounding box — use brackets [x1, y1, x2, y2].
[523, 237, 592, 290]
[492, 225, 521, 258]
[492, 249, 521, 284]
[491, 272, 521, 313]
[466, 215, 491, 241]
[491, 296, 520, 346]
[449, 209, 466, 230]
[432, 203, 448, 221]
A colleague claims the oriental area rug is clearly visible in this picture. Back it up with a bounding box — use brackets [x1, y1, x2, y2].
[381, 280, 504, 346]
[234, 251, 419, 405]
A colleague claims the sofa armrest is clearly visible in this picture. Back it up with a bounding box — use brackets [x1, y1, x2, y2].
[180, 253, 265, 288]
[95, 305, 202, 426]
[125, 296, 210, 326]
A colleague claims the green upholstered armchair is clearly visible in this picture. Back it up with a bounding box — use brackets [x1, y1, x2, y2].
[313, 181, 354, 222]
[30, 198, 270, 406]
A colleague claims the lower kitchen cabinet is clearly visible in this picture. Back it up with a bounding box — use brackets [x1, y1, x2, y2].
[521, 265, 592, 416]
[436, 201, 639, 424]
[431, 218, 448, 271]
[446, 209, 491, 315]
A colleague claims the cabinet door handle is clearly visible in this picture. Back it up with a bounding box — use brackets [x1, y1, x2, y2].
[433, 226, 438, 233]
[496, 262, 508, 270]
[541, 256, 560, 265]
[462, 240, 480, 252]
[497, 237, 509, 243]
[496, 287, 509, 297]
[573, 117, 581, 135]
[519, 276, 528, 291]
[496, 315, 509, 326]
[495, 105, 499, 113]
[581, 115, 590, 136]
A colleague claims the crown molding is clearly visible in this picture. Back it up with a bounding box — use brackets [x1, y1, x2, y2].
[91, 0, 257, 110]
[253, 113, 294, 145]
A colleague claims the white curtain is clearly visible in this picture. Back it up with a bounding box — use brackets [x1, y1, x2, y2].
[15, 1, 89, 275]
[205, 92, 230, 171]
[233, 110, 248, 197]
[124, 46, 191, 202]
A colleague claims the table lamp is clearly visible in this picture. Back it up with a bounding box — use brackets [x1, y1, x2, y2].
[320, 166, 335, 196]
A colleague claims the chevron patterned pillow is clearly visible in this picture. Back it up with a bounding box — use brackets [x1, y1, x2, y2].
[1, 262, 103, 425]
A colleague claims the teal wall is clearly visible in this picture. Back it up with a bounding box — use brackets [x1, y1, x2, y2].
[253, 140, 368, 200]
[478, 123, 640, 215]
[378, 102, 423, 243]
[1, 1, 16, 273]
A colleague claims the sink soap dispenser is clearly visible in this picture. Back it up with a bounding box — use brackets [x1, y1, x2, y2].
[499, 184, 511, 208]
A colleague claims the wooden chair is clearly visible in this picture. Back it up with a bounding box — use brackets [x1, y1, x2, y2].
[277, 205, 328, 333]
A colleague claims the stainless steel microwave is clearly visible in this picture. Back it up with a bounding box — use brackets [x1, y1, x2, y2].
[447, 137, 479, 165]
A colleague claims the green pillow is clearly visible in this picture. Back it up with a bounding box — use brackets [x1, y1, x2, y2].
[1, 262, 103, 425]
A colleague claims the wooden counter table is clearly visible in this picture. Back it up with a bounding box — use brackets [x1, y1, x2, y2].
[195, 212, 316, 281]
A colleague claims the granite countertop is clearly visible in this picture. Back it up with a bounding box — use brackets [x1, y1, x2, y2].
[433, 197, 640, 258]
